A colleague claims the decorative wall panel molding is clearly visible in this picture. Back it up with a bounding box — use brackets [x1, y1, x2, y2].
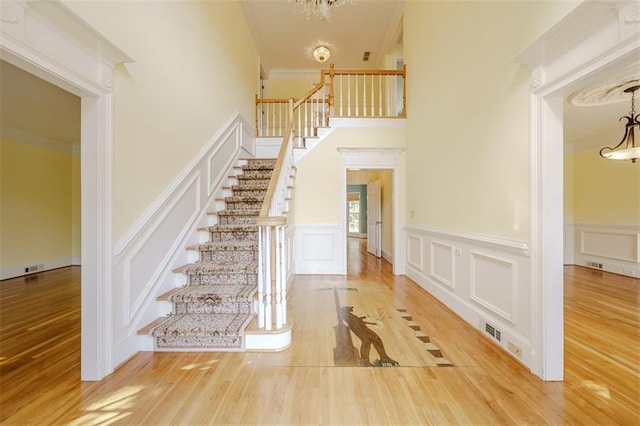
[430, 241, 455, 289]
[403, 225, 530, 367]
[112, 112, 255, 358]
[565, 222, 640, 277]
[470, 252, 517, 324]
[407, 234, 423, 270]
[295, 224, 344, 274]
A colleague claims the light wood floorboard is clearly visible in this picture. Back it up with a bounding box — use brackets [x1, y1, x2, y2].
[1, 241, 638, 425]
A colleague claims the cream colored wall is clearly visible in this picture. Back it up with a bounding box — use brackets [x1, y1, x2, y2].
[404, 0, 579, 240]
[64, 0, 259, 240]
[266, 78, 314, 99]
[570, 147, 640, 224]
[71, 153, 81, 261]
[1, 139, 78, 270]
[295, 127, 405, 224]
[564, 149, 574, 223]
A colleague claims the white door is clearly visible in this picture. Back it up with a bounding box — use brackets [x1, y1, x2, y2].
[366, 181, 382, 257]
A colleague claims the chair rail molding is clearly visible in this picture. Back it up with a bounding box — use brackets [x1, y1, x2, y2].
[0, 0, 133, 381]
[515, 0, 640, 381]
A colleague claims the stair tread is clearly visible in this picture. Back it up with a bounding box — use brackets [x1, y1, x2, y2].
[158, 287, 184, 301]
[138, 317, 169, 335]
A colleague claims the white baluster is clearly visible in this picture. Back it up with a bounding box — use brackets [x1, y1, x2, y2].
[379, 75, 383, 117]
[279, 225, 287, 326]
[338, 76, 343, 117]
[347, 74, 351, 117]
[275, 225, 283, 329]
[264, 226, 272, 331]
[257, 226, 265, 329]
[355, 74, 359, 117]
[371, 74, 375, 117]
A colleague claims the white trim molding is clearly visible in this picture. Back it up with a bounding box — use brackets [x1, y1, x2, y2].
[112, 113, 255, 365]
[565, 222, 640, 277]
[338, 147, 404, 275]
[1, 0, 132, 381]
[294, 223, 344, 274]
[403, 224, 531, 367]
[515, 0, 640, 380]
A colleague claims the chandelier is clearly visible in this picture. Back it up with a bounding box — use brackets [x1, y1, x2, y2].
[599, 85, 640, 163]
[289, 0, 352, 20]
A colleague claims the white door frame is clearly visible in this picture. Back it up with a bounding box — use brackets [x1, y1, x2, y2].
[0, 0, 131, 380]
[338, 148, 403, 275]
[516, 1, 640, 380]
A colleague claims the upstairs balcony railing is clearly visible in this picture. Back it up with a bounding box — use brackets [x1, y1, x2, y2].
[255, 64, 406, 144]
[254, 64, 406, 334]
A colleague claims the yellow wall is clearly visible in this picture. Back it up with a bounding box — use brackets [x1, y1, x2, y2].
[1, 139, 79, 270]
[266, 77, 314, 99]
[64, 0, 259, 240]
[570, 147, 640, 224]
[564, 149, 574, 223]
[404, 0, 579, 240]
[294, 127, 405, 226]
[71, 154, 81, 261]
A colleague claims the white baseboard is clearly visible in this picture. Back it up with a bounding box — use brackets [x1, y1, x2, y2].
[402, 225, 532, 368]
[565, 222, 639, 277]
[1, 257, 77, 280]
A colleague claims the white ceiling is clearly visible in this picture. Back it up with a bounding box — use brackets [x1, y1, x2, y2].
[240, 0, 404, 74]
[1, 1, 637, 153]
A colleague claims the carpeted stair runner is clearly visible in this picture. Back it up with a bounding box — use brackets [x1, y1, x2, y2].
[151, 158, 276, 351]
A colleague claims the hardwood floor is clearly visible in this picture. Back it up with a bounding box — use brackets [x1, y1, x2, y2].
[1, 244, 638, 425]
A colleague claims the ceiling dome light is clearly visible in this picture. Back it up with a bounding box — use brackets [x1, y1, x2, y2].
[313, 46, 331, 63]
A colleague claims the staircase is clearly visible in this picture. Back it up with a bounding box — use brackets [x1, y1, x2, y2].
[150, 158, 276, 351]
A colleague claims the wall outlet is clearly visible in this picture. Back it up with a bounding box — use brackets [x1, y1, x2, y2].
[508, 341, 522, 357]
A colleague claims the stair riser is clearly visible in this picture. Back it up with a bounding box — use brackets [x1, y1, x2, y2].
[187, 272, 257, 286]
[218, 215, 257, 225]
[173, 301, 253, 315]
[209, 231, 258, 243]
[199, 250, 257, 263]
[232, 188, 268, 197]
[154, 336, 245, 351]
[236, 177, 271, 186]
[225, 201, 264, 210]
[241, 168, 275, 177]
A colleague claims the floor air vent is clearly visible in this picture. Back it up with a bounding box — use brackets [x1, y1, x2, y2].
[586, 261, 603, 269]
[480, 319, 502, 343]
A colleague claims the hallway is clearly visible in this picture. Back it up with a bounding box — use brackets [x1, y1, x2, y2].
[1, 244, 638, 424]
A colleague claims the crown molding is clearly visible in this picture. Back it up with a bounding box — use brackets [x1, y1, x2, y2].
[0, 126, 80, 154]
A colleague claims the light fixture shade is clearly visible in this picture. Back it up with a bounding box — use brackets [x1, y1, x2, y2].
[313, 46, 331, 63]
[600, 85, 640, 163]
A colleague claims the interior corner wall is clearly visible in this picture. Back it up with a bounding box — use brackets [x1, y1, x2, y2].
[402, 1, 579, 370]
[0, 139, 78, 278]
[63, 0, 259, 241]
[404, 0, 578, 240]
[71, 153, 81, 263]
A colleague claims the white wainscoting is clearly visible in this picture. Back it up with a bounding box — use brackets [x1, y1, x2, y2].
[295, 223, 344, 274]
[112, 112, 255, 365]
[565, 223, 639, 277]
[403, 225, 532, 367]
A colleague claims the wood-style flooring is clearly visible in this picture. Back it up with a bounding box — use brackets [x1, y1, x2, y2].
[1, 239, 638, 425]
